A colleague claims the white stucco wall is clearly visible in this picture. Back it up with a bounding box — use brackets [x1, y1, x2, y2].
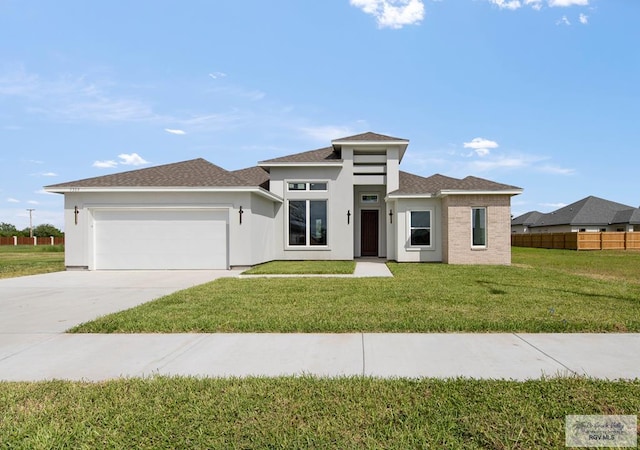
[268, 165, 354, 260]
[61, 191, 277, 269]
[393, 198, 443, 262]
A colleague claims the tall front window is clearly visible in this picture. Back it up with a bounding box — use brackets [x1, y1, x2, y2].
[410, 210, 431, 246]
[472, 207, 487, 247]
[289, 200, 327, 246]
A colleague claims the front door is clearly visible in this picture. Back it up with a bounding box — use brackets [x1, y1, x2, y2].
[361, 210, 379, 257]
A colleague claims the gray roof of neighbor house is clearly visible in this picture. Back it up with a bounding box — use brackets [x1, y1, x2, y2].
[391, 171, 522, 196]
[511, 211, 544, 226]
[512, 196, 640, 228]
[45, 158, 255, 190]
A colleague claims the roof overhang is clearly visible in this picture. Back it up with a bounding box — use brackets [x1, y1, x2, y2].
[387, 189, 523, 200]
[438, 189, 524, 197]
[257, 162, 343, 169]
[43, 186, 283, 203]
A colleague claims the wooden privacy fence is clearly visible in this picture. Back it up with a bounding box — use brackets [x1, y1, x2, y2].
[0, 236, 64, 246]
[512, 232, 640, 251]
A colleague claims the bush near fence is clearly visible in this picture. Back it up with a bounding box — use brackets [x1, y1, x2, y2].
[512, 232, 640, 251]
[0, 236, 65, 246]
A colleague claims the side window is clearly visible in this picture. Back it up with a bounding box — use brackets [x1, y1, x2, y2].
[409, 210, 431, 247]
[472, 207, 487, 247]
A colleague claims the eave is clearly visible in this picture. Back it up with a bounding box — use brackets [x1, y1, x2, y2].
[43, 186, 284, 203]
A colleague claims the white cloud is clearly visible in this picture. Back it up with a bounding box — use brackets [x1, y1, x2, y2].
[556, 15, 571, 25]
[350, 0, 425, 29]
[489, 0, 522, 10]
[524, 0, 543, 10]
[540, 202, 567, 208]
[118, 153, 149, 166]
[41, 172, 58, 177]
[208, 72, 227, 79]
[463, 137, 499, 157]
[7, 197, 20, 203]
[164, 128, 186, 135]
[27, 200, 39, 205]
[548, 0, 588, 6]
[92, 153, 149, 169]
[93, 160, 118, 169]
[579, 13, 588, 24]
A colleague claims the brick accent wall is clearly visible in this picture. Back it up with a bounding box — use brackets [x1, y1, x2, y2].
[442, 195, 512, 265]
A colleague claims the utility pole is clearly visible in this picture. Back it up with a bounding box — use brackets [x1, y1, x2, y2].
[27, 208, 35, 238]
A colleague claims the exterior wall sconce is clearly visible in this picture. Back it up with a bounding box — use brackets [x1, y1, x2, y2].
[74, 206, 80, 225]
[239, 206, 244, 224]
[389, 209, 393, 224]
[347, 210, 351, 225]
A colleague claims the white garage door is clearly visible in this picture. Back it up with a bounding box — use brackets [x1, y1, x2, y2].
[93, 209, 228, 270]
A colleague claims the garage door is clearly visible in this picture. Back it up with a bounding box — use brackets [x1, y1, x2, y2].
[93, 209, 228, 270]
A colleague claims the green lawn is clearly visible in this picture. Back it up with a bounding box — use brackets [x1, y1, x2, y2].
[1, 376, 638, 449]
[243, 260, 356, 274]
[0, 245, 65, 279]
[71, 248, 640, 333]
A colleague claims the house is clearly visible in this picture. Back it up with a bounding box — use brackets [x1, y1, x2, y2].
[511, 196, 640, 234]
[45, 132, 522, 270]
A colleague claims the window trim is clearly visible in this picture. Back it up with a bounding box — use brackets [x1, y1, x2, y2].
[287, 181, 328, 192]
[471, 207, 487, 249]
[286, 199, 328, 249]
[406, 209, 433, 250]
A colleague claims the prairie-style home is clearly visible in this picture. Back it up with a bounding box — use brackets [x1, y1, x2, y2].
[45, 132, 522, 270]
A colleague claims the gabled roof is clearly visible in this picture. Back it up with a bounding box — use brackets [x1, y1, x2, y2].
[390, 172, 522, 197]
[515, 196, 640, 228]
[511, 211, 544, 226]
[259, 146, 341, 165]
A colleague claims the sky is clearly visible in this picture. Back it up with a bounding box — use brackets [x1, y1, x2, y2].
[1, 0, 639, 231]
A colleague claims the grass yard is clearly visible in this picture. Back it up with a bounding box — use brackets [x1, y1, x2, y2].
[1, 376, 638, 449]
[71, 248, 640, 333]
[0, 245, 65, 279]
[243, 260, 356, 275]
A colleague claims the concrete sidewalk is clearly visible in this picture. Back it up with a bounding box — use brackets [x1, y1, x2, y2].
[0, 333, 638, 382]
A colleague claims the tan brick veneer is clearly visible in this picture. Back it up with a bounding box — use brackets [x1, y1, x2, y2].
[442, 195, 512, 265]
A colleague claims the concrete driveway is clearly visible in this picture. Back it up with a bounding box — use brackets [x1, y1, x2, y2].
[0, 270, 240, 333]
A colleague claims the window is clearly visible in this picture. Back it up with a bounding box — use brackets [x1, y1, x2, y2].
[288, 200, 327, 246]
[361, 194, 379, 204]
[472, 207, 487, 247]
[310, 182, 327, 191]
[409, 210, 431, 246]
[288, 182, 327, 191]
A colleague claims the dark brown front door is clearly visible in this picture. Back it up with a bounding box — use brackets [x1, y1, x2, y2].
[361, 210, 379, 257]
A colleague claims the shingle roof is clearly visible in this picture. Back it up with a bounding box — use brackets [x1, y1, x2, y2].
[521, 196, 640, 228]
[259, 146, 341, 164]
[231, 166, 270, 190]
[391, 171, 521, 196]
[332, 131, 408, 142]
[45, 158, 250, 189]
[511, 211, 544, 226]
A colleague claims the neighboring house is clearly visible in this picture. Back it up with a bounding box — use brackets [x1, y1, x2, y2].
[512, 195, 640, 234]
[45, 132, 522, 270]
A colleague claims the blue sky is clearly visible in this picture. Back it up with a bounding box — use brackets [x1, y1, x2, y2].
[1, 0, 638, 230]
